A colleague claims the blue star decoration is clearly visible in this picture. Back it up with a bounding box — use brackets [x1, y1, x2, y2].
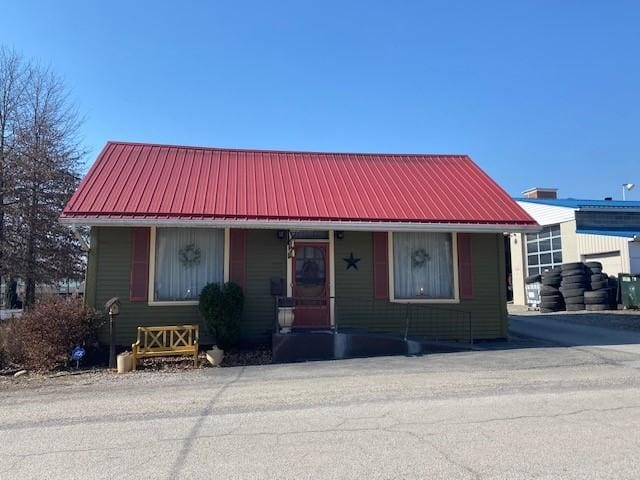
[343, 252, 361, 270]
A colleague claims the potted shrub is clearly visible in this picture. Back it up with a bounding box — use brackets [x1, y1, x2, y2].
[199, 282, 244, 366]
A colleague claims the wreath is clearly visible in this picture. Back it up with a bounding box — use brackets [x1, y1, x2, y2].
[179, 243, 202, 267]
[411, 248, 430, 268]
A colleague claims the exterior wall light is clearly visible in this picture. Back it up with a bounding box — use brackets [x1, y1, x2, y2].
[276, 230, 287, 240]
[335, 231, 345, 240]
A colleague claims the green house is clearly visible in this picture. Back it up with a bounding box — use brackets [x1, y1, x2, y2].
[62, 142, 537, 351]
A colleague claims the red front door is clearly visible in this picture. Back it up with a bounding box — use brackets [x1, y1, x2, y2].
[293, 242, 330, 328]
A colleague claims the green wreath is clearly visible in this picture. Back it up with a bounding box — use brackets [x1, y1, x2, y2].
[179, 243, 201, 267]
[411, 248, 430, 268]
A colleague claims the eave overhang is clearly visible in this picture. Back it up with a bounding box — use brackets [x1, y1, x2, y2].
[60, 215, 540, 233]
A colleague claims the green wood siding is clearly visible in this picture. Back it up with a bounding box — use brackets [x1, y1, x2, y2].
[84, 227, 99, 309]
[87, 227, 506, 346]
[88, 227, 286, 346]
[90, 227, 206, 345]
[334, 231, 507, 340]
[242, 229, 287, 338]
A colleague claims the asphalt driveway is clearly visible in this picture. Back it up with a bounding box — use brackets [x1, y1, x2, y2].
[2, 314, 640, 479]
[509, 311, 640, 347]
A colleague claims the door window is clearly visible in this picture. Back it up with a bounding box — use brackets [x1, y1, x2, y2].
[295, 246, 326, 286]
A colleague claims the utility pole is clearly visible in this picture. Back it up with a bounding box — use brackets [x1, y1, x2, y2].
[622, 183, 635, 200]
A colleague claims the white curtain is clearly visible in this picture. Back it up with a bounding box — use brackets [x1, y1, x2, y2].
[393, 232, 454, 299]
[154, 228, 224, 301]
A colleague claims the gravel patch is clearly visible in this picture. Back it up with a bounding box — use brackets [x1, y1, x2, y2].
[0, 345, 272, 391]
[137, 345, 272, 370]
[221, 346, 272, 367]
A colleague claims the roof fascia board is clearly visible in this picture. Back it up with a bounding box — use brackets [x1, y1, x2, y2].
[60, 216, 539, 233]
[576, 229, 640, 240]
[578, 207, 640, 213]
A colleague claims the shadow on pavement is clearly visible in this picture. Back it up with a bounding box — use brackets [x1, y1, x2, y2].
[495, 312, 640, 350]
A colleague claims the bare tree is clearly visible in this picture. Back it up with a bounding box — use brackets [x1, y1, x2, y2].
[1, 54, 86, 307]
[0, 47, 28, 287]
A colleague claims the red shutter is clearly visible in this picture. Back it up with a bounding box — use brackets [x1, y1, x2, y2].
[457, 233, 474, 300]
[130, 227, 150, 302]
[373, 232, 389, 299]
[229, 229, 247, 288]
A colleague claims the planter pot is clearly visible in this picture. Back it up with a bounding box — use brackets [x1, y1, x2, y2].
[116, 352, 133, 374]
[206, 346, 224, 366]
[278, 306, 294, 333]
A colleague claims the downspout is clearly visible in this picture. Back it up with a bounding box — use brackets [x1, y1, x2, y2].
[67, 223, 91, 305]
[70, 224, 90, 252]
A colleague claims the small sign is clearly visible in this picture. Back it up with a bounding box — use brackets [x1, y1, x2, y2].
[71, 346, 86, 369]
[71, 346, 86, 361]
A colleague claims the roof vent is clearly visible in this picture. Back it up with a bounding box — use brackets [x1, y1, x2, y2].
[522, 187, 558, 199]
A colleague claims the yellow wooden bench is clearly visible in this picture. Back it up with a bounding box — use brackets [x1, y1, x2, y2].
[131, 325, 199, 369]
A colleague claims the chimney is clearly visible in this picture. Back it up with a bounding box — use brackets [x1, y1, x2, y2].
[522, 187, 558, 199]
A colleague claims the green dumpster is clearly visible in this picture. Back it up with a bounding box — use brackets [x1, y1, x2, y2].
[618, 274, 640, 309]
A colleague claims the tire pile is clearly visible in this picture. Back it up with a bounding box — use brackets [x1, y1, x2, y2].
[527, 261, 619, 313]
[583, 261, 617, 311]
[539, 268, 563, 313]
[560, 262, 589, 311]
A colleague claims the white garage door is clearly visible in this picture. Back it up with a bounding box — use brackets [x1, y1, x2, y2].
[582, 251, 623, 276]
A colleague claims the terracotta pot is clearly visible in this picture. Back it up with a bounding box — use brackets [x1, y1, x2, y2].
[206, 346, 224, 366]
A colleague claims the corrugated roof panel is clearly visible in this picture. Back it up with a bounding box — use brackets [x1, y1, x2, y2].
[62, 141, 537, 226]
[516, 201, 576, 226]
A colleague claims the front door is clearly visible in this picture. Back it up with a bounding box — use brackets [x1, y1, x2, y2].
[293, 242, 330, 328]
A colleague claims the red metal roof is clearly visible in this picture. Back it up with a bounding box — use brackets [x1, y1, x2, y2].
[62, 141, 536, 227]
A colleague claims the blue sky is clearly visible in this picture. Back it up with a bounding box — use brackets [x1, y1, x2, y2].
[4, 1, 639, 199]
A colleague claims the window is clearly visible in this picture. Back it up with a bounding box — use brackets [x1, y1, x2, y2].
[295, 246, 326, 286]
[526, 225, 562, 276]
[392, 232, 455, 300]
[153, 228, 225, 302]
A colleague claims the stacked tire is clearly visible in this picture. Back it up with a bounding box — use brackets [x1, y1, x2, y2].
[525, 274, 542, 285]
[584, 261, 614, 311]
[539, 268, 564, 313]
[559, 262, 588, 311]
[607, 275, 619, 308]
